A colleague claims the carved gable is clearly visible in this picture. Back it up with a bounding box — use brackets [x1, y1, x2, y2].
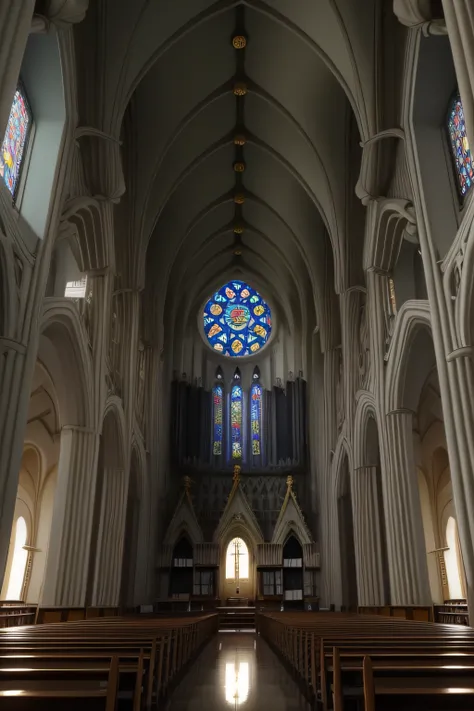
[272, 477, 313, 546]
[213, 470, 263, 547]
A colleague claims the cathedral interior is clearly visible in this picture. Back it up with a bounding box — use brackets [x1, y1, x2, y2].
[2, 3, 474, 704]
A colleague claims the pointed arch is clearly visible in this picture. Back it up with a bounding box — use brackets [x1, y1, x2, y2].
[212, 367, 224, 457]
[231, 369, 243, 460]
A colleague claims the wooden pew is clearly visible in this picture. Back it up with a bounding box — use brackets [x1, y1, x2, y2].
[0, 612, 218, 708]
[257, 610, 474, 709]
[362, 653, 474, 710]
[0, 654, 120, 710]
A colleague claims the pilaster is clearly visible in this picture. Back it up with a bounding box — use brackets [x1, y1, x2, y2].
[385, 409, 431, 604]
[41, 426, 99, 606]
[351, 466, 386, 605]
[91, 467, 128, 606]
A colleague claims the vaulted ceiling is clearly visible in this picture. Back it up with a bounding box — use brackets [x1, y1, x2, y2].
[77, 0, 378, 356]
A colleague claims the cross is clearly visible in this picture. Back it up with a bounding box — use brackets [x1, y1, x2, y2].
[231, 538, 243, 582]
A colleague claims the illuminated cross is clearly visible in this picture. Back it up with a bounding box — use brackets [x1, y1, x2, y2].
[231, 538, 243, 582]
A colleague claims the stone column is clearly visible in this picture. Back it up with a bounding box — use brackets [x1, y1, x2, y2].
[41, 426, 99, 606]
[351, 466, 386, 605]
[442, 0, 474, 143]
[91, 467, 128, 606]
[385, 409, 431, 604]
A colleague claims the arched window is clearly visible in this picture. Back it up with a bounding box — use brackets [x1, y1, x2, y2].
[231, 372, 243, 459]
[250, 382, 262, 456]
[447, 93, 473, 199]
[0, 86, 32, 199]
[213, 384, 224, 455]
[203, 280, 272, 356]
[445, 517, 464, 600]
[226, 537, 249, 580]
[6, 517, 28, 600]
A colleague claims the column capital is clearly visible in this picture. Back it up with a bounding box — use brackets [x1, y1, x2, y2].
[0, 338, 27, 354]
[446, 346, 474, 361]
[61, 425, 97, 435]
[386, 408, 416, 417]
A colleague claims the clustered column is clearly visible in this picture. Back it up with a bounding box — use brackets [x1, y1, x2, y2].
[91, 467, 128, 607]
[351, 466, 386, 605]
[384, 409, 431, 605]
[41, 426, 99, 607]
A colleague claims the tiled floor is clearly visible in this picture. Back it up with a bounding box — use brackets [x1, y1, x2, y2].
[166, 632, 311, 710]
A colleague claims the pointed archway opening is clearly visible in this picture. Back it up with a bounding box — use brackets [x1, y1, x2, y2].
[169, 536, 194, 599]
[283, 534, 303, 609]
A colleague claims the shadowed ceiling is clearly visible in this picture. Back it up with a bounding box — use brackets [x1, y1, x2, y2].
[77, 0, 377, 360]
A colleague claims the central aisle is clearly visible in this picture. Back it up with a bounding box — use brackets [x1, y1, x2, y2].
[166, 632, 311, 710]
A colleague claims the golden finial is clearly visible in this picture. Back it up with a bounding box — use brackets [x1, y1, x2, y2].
[183, 476, 192, 493]
[286, 474, 294, 489]
[233, 464, 241, 483]
[233, 161, 246, 172]
[234, 193, 245, 205]
[233, 225, 244, 234]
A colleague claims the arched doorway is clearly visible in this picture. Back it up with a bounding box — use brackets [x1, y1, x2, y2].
[169, 536, 194, 599]
[1, 362, 59, 604]
[415, 361, 464, 603]
[221, 532, 255, 603]
[282, 534, 304, 609]
[4, 517, 28, 601]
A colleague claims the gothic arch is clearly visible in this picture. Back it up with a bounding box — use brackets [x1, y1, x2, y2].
[40, 299, 94, 428]
[353, 391, 377, 469]
[385, 300, 432, 412]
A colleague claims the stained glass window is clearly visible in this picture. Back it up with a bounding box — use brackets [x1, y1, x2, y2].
[231, 383, 242, 459]
[447, 93, 473, 199]
[213, 384, 223, 455]
[250, 383, 262, 456]
[0, 87, 32, 198]
[203, 280, 272, 357]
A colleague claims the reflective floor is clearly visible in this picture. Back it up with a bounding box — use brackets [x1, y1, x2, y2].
[166, 633, 311, 711]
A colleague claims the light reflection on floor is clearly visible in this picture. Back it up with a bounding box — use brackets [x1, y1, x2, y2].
[166, 633, 311, 710]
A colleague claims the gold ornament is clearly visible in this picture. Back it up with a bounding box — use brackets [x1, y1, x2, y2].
[234, 161, 246, 172]
[233, 225, 244, 234]
[234, 193, 245, 204]
[286, 474, 294, 489]
[233, 464, 242, 482]
[232, 35, 247, 49]
[234, 248, 242, 256]
[233, 82, 247, 96]
[234, 134, 247, 146]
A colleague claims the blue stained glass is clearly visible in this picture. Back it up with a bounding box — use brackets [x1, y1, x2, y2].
[231, 384, 242, 459]
[0, 87, 32, 198]
[203, 280, 272, 357]
[213, 385, 223, 455]
[447, 94, 474, 198]
[250, 383, 262, 456]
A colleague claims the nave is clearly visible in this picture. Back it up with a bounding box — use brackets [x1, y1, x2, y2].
[166, 633, 310, 711]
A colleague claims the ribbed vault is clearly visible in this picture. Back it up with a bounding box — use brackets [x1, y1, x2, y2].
[77, 0, 376, 362]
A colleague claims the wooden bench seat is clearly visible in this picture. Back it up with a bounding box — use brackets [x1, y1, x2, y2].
[0, 613, 218, 709]
[257, 610, 474, 710]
